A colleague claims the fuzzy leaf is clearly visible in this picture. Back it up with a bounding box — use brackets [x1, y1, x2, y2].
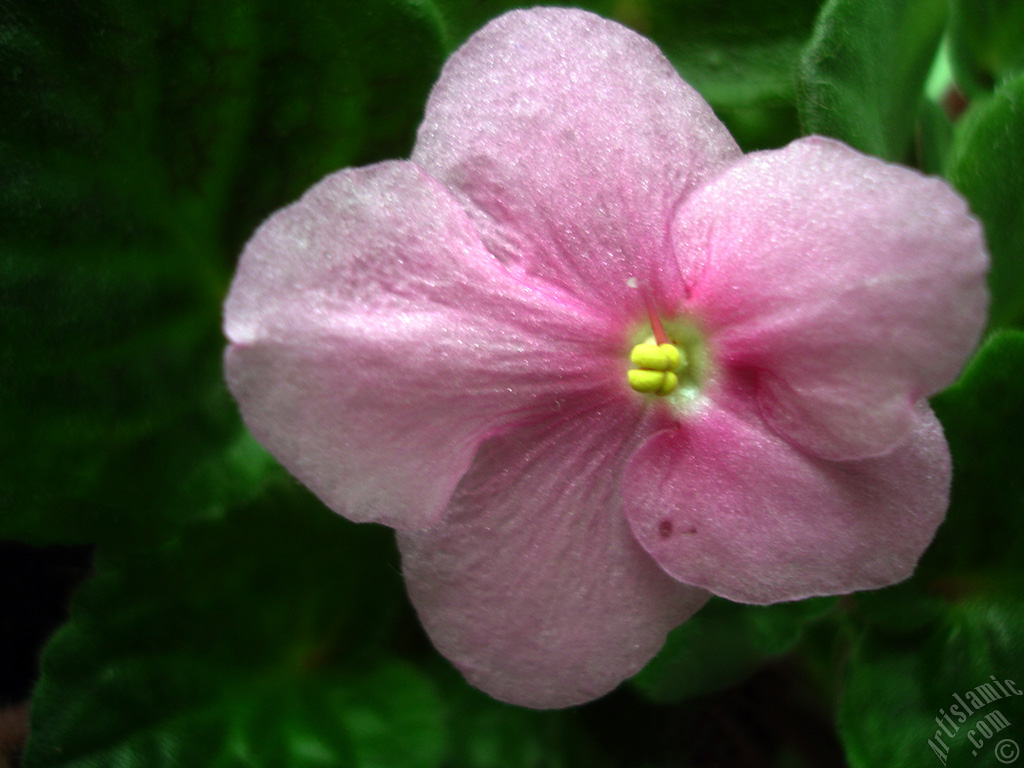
[839, 598, 1024, 768]
[23, 484, 443, 768]
[949, 0, 1024, 96]
[947, 75, 1024, 332]
[798, 0, 947, 160]
[0, 0, 445, 544]
[632, 597, 837, 703]
[928, 331, 1024, 570]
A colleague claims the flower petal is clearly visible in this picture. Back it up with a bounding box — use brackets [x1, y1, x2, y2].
[623, 396, 950, 604]
[224, 160, 610, 531]
[412, 8, 740, 314]
[398, 400, 709, 708]
[674, 136, 988, 460]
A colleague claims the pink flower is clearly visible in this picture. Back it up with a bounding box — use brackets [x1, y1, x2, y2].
[224, 8, 988, 708]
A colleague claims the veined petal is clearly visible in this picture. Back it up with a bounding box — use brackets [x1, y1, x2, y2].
[224, 161, 611, 531]
[413, 8, 740, 314]
[623, 397, 950, 604]
[398, 400, 709, 708]
[673, 136, 988, 460]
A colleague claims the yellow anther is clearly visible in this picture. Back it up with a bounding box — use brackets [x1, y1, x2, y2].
[659, 343, 683, 371]
[628, 341, 685, 396]
[658, 371, 679, 396]
[629, 342, 684, 372]
[630, 343, 669, 371]
[628, 369, 668, 393]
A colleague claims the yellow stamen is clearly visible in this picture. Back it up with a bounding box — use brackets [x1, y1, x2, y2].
[628, 368, 668, 393]
[659, 343, 682, 371]
[658, 371, 679, 396]
[631, 343, 668, 371]
[628, 341, 685, 396]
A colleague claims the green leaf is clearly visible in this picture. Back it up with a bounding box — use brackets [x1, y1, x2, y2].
[24, 484, 445, 768]
[430, 663, 611, 768]
[853, 332, 1024, 632]
[631, 596, 837, 703]
[928, 331, 1024, 572]
[429, 0, 601, 49]
[632, 0, 826, 152]
[848, 580, 947, 636]
[797, 0, 948, 160]
[916, 98, 955, 176]
[842, 332, 1024, 766]
[0, 0, 446, 544]
[711, 104, 804, 153]
[640, 0, 825, 110]
[949, 0, 1024, 96]
[946, 74, 1024, 332]
[839, 596, 1024, 768]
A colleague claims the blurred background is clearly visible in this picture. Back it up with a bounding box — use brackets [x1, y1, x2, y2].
[2, 0, 1023, 766]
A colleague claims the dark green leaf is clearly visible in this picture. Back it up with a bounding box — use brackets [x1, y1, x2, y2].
[429, 1, 605, 49]
[928, 331, 1024, 572]
[848, 580, 947, 636]
[946, 74, 1024, 331]
[843, 333, 1024, 766]
[641, 0, 825, 110]
[24, 484, 444, 768]
[712, 103, 804, 153]
[839, 596, 1024, 768]
[0, 0, 446, 544]
[949, 0, 1024, 96]
[635, 0, 826, 152]
[853, 332, 1024, 636]
[431, 663, 611, 768]
[631, 597, 837, 703]
[916, 98, 955, 176]
[797, 0, 948, 160]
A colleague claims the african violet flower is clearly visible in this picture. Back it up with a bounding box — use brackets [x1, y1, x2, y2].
[224, 8, 988, 707]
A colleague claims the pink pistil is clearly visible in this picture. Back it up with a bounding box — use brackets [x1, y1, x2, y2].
[642, 291, 670, 345]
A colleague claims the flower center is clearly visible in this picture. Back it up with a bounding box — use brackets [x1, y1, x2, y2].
[625, 290, 709, 404]
[628, 340, 685, 395]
